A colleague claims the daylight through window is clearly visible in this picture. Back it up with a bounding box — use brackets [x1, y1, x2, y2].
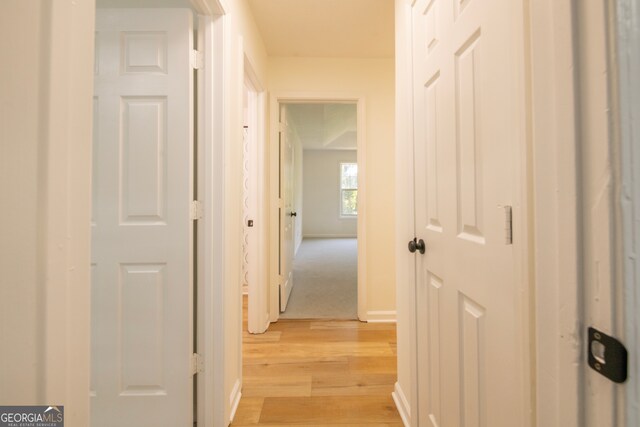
[340, 163, 358, 216]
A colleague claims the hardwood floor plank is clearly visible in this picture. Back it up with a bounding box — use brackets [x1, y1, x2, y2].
[243, 330, 283, 343]
[347, 356, 398, 374]
[232, 397, 264, 425]
[244, 359, 350, 377]
[267, 320, 314, 331]
[234, 296, 401, 425]
[278, 329, 396, 343]
[243, 342, 395, 359]
[311, 373, 397, 396]
[258, 396, 402, 424]
[309, 321, 397, 331]
[242, 375, 312, 397]
[243, 356, 350, 366]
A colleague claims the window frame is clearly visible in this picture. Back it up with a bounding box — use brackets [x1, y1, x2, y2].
[339, 162, 358, 218]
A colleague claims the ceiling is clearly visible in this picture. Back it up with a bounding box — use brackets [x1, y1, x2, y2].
[247, 0, 394, 58]
[286, 104, 357, 150]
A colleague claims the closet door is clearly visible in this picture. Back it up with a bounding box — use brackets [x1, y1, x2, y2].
[411, 0, 529, 425]
[92, 9, 194, 426]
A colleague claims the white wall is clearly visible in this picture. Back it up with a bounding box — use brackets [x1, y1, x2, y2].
[303, 150, 358, 238]
[216, 0, 269, 422]
[0, 0, 94, 425]
[293, 131, 304, 251]
[269, 57, 396, 319]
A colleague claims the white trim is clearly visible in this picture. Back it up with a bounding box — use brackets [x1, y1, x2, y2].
[189, 0, 211, 14]
[228, 379, 242, 423]
[303, 234, 358, 239]
[394, 1, 419, 426]
[339, 161, 359, 218]
[529, 1, 581, 426]
[244, 54, 269, 335]
[269, 92, 367, 322]
[615, 0, 640, 424]
[366, 311, 397, 323]
[392, 382, 412, 427]
[196, 9, 228, 427]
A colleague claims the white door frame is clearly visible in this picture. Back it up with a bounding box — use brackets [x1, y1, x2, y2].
[243, 55, 269, 334]
[508, 0, 634, 426]
[616, 1, 640, 424]
[392, 1, 417, 424]
[528, 1, 583, 425]
[191, 0, 228, 426]
[268, 93, 367, 322]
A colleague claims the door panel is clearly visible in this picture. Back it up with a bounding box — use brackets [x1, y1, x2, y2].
[412, 0, 527, 426]
[280, 105, 295, 311]
[92, 9, 193, 427]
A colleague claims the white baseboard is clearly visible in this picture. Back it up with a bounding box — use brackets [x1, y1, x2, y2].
[366, 310, 397, 323]
[229, 379, 242, 423]
[392, 381, 411, 427]
[303, 234, 357, 238]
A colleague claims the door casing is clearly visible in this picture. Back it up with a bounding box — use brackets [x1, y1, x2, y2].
[192, 1, 229, 426]
[268, 93, 367, 322]
[243, 54, 269, 334]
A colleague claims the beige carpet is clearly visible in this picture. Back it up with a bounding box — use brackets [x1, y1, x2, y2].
[280, 237, 357, 319]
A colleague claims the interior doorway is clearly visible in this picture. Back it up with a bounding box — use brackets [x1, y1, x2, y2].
[242, 57, 269, 335]
[278, 103, 359, 320]
[266, 96, 367, 322]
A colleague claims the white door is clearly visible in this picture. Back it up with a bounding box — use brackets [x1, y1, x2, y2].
[280, 105, 295, 312]
[91, 9, 194, 427]
[412, 0, 528, 426]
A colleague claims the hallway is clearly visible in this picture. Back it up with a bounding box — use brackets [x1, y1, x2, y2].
[5, 1, 640, 426]
[234, 298, 402, 425]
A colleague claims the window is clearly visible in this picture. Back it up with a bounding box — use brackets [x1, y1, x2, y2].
[340, 162, 358, 217]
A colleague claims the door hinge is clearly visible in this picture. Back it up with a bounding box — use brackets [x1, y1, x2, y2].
[191, 50, 203, 70]
[588, 327, 628, 383]
[504, 205, 513, 245]
[278, 121, 286, 133]
[190, 200, 203, 220]
[191, 353, 204, 376]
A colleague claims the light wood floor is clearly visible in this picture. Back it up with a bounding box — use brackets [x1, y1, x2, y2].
[233, 297, 403, 426]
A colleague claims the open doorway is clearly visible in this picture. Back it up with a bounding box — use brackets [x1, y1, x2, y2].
[242, 57, 269, 335]
[278, 103, 359, 320]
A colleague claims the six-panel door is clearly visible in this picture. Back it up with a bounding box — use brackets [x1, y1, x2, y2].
[91, 8, 194, 426]
[412, 0, 529, 425]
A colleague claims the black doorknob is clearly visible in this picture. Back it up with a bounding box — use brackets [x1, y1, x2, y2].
[408, 238, 426, 254]
[290, 211, 297, 217]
